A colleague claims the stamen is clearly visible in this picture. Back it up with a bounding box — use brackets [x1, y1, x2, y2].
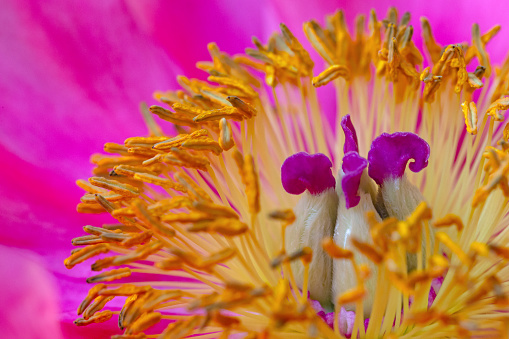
[219, 118, 235, 151]
[462, 101, 478, 135]
[74, 310, 113, 326]
[312, 65, 350, 87]
[87, 268, 132, 283]
[89, 177, 141, 198]
[77, 284, 106, 315]
[83, 295, 114, 320]
[64, 244, 110, 269]
[125, 312, 161, 335]
[486, 97, 509, 121]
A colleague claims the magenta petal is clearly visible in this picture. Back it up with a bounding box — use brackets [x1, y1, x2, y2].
[0, 246, 63, 339]
[281, 152, 335, 195]
[341, 152, 368, 209]
[367, 132, 430, 185]
[341, 115, 359, 154]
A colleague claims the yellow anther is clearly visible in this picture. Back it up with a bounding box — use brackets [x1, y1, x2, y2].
[121, 231, 153, 247]
[170, 147, 210, 171]
[337, 285, 366, 305]
[280, 23, 314, 73]
[89, 177, 140, 198]
[226, 96, 257, 118]
[243, 154, 261, 216]
[131, 200, 176, 238]
[471, 23, 492, 78]
[486, 97, 509, 121]
[268, 209, 296, 226]
[152, 129, 208, 150]
[81, 192, 125, 204]
[181, 136, 224, 155]
[76, 202, 104, 214]
[104, 142, 129, 155]
[175, 172, 213, 202]
[78, 284, 106, 315]
[194, 106, 243, 123]
[462, 101, 478, 135]
[161, 212, 213, 223]
[71, 235, 104, 246]
[504, 123, 509, 142]
[188, 218, 249, 236]
[303, 20, 336, 65]
[172, 102, 207, 118]
[467, 72, 484, 89]
[434, 214, 464, 232]
[125, 312, 162, 335]
[197, 248, 237, 270]
[322, 238, 354, 259]
[429, 254, 449, 272]
[156, 258, 183, 271]
[64, 244, 110, 269]
[406, 202, 432, 226]
[208, 75, 257, 98]
[83, 295, 114, 320]
[149, 105, 197, 127]
[76, 179, 108, 194]
[74, 310, 113, 326]
[124, 136, 169, 148]
[219, 118, 235, 151]
[312, 65, 350, 87]
[490, 244, 509, 260]
[271, 247, 313, 268]
[159, 316, 205, 339]
[133, 172, 187, 192]
[436, 232, 471, 266]
[351, 238, 384, 264]
[470, 242, 489, 257]
[147, 196, 193, 215]
[87, 268, 132, 284]
[192, 201, 238, 219]
[98, 284, 152, 297]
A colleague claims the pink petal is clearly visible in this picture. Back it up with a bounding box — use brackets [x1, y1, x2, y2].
[0, 246, 63, 339]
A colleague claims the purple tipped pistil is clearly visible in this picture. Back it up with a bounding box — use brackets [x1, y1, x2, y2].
[341, 152, 368, 209]
[281, 152, 336, 195]
[341, 115, 359, 154]
[367, 132, 430, 186]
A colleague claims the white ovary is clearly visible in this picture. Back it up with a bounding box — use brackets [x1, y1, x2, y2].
[379, 175, 424, 220]
[378, 175, 434, 271]
[285, 188, 338, 308]
[332, 179, 381, 316]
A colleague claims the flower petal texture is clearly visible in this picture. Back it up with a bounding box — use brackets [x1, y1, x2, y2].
[341, 152, 368, 209]
[341, 114, 359, 154]
[367, 132, 430, 185]
[281, 152, 336, 195]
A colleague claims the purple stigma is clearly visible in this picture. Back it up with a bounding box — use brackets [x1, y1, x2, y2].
[281, 152, 336, 195]
[367, 132, 430, 186]
[341, 152, 368, 209]
[341, 115, 359, 154]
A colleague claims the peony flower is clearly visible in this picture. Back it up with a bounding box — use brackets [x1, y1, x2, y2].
[61, 4, 509, 338]
[3, 1, 509, 338]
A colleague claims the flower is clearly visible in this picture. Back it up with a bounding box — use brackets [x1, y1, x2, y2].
[3, 1, 509, 338]
[61, 5, 509, 338]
